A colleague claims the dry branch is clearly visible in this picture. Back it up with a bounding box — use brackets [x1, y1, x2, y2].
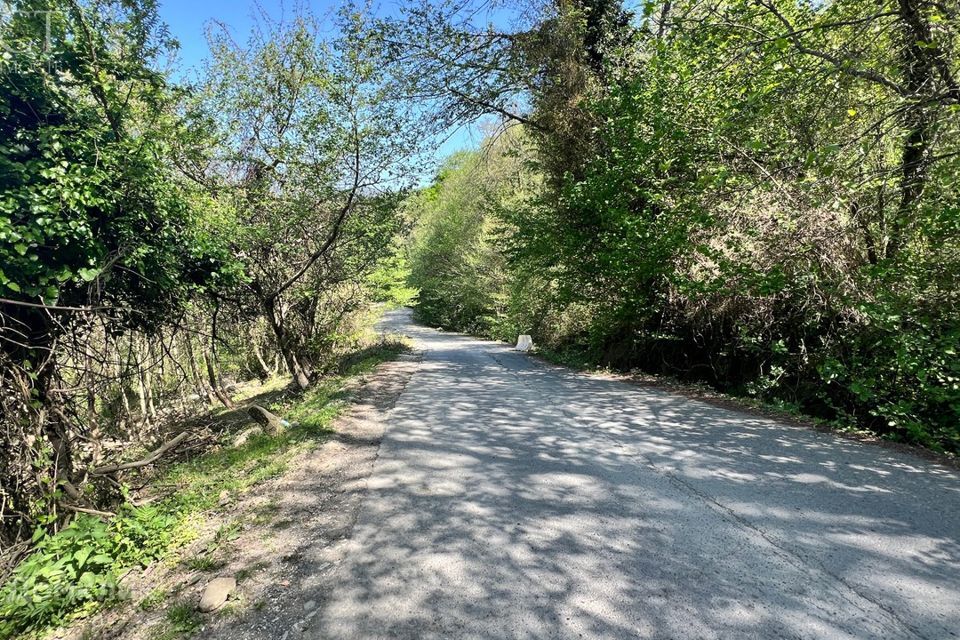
[88, 431, 190, 475]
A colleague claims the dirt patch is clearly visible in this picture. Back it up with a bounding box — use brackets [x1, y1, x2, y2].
[60, 353, 421, 640]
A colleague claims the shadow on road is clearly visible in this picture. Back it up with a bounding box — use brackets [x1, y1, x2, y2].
[311, 308, 959, 639]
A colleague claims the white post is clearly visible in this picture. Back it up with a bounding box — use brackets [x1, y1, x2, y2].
[515, 335, 533, 352]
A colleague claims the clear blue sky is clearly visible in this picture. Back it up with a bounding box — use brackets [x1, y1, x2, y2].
[156, 0, 495, 162]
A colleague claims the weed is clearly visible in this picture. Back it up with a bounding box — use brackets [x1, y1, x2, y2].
[0, 341, 405, 639]
[213, 520, 243, 544]
[139, 587, 169, 611]
[184, 555, 224, 572]
[165, 601, 202, 633]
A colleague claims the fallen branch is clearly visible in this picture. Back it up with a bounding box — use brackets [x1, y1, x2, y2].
[89, 432, 190, 475]
[61, 504, 116, 518]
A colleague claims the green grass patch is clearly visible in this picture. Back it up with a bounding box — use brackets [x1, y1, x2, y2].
[150, 601, 202, 639]
[138, 587, 168, 612]
[183, 554, 225, 572]
[0, 340, 407, 640]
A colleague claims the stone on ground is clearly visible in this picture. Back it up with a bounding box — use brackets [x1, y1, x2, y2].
[248, 405, 286, 435]
[198, 576, 237, 612]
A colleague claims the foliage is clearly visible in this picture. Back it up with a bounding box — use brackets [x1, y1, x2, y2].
[393, 0, 960, 452]
[407, 131, 538, 338]
[0, 506, 180, 638]
[366, 248, 419, 307]
[195, 8, 417, 390]
[0, 0, 237, 323]
[0, 0, 243, 549]
[0, 336, 406, 638]
[1, 0, 415, 551]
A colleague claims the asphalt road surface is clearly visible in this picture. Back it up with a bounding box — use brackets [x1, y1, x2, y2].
[311, 308, 960, 639]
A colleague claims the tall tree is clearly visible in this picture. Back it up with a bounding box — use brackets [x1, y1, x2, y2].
[196, 9, 418, 389]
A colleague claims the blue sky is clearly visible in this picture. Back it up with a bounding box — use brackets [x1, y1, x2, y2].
[156, 0, 495, 162]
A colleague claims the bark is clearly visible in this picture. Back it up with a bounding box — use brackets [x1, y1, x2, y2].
[144, 340, 157, 422]
[206, 304, 235, 408]
[136, 340, 151, 431]
[184, 333, 216, 404]
[35, 355, 80, 508]
[886, 0, 941, 258]
[89, 431, 190, 475]
[250, 328, 272, 380]
[263, 297, 310, 391]
[205, 352, 234, 409]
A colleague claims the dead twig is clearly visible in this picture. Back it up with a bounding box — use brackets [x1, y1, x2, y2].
[88, 432, 191, 475]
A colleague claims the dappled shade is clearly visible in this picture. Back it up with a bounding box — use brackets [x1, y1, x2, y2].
[311, 310, 960, 639]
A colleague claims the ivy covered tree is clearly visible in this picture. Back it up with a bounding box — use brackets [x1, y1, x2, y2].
[0, 0, 237, 539]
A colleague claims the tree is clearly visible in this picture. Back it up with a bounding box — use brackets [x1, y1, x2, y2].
[0, 0, 237, 540]
[196, 8, 419, 389]
[397, 0, 960, 451]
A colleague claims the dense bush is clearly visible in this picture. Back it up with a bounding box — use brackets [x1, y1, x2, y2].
[404, 0, 960, 452]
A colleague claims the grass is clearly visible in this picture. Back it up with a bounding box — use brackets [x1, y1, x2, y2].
[149, 601, 202, 639]
[138, 587, 169, 612]
[0, 339, 409, 640]
[183, 555, 225, 572]
[250, 500, 281, 526]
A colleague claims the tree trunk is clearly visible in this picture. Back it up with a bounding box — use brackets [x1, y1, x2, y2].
[205, 352, 234, 409]
[250, 327, 272, 380]
[263, 298, 310, 391]
[886, 0, 940, 259]
[184, 333, 216, 404]
[144, 339, 157, 422]
[120, 382, 132, 430]
[136, 339, 151, 432]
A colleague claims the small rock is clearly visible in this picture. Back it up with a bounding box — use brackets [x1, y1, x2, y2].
[198, 576, 236, 612]
[304, 600, 316, 612]
[233, 426, 263, 447]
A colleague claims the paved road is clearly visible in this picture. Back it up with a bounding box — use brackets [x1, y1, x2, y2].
[312, 309, 960, 639]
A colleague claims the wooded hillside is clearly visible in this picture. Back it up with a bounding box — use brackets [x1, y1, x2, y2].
[402, 0, 960, 453]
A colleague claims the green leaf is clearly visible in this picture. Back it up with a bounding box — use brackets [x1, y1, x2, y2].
[74, 548, 92, 569]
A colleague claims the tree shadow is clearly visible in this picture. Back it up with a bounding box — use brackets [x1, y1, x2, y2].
[217, 309, 960, 639]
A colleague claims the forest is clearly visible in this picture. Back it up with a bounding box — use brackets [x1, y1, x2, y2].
[1, 0, 958, 637]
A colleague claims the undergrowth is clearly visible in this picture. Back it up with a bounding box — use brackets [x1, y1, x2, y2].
[0, 340, 408, 640]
